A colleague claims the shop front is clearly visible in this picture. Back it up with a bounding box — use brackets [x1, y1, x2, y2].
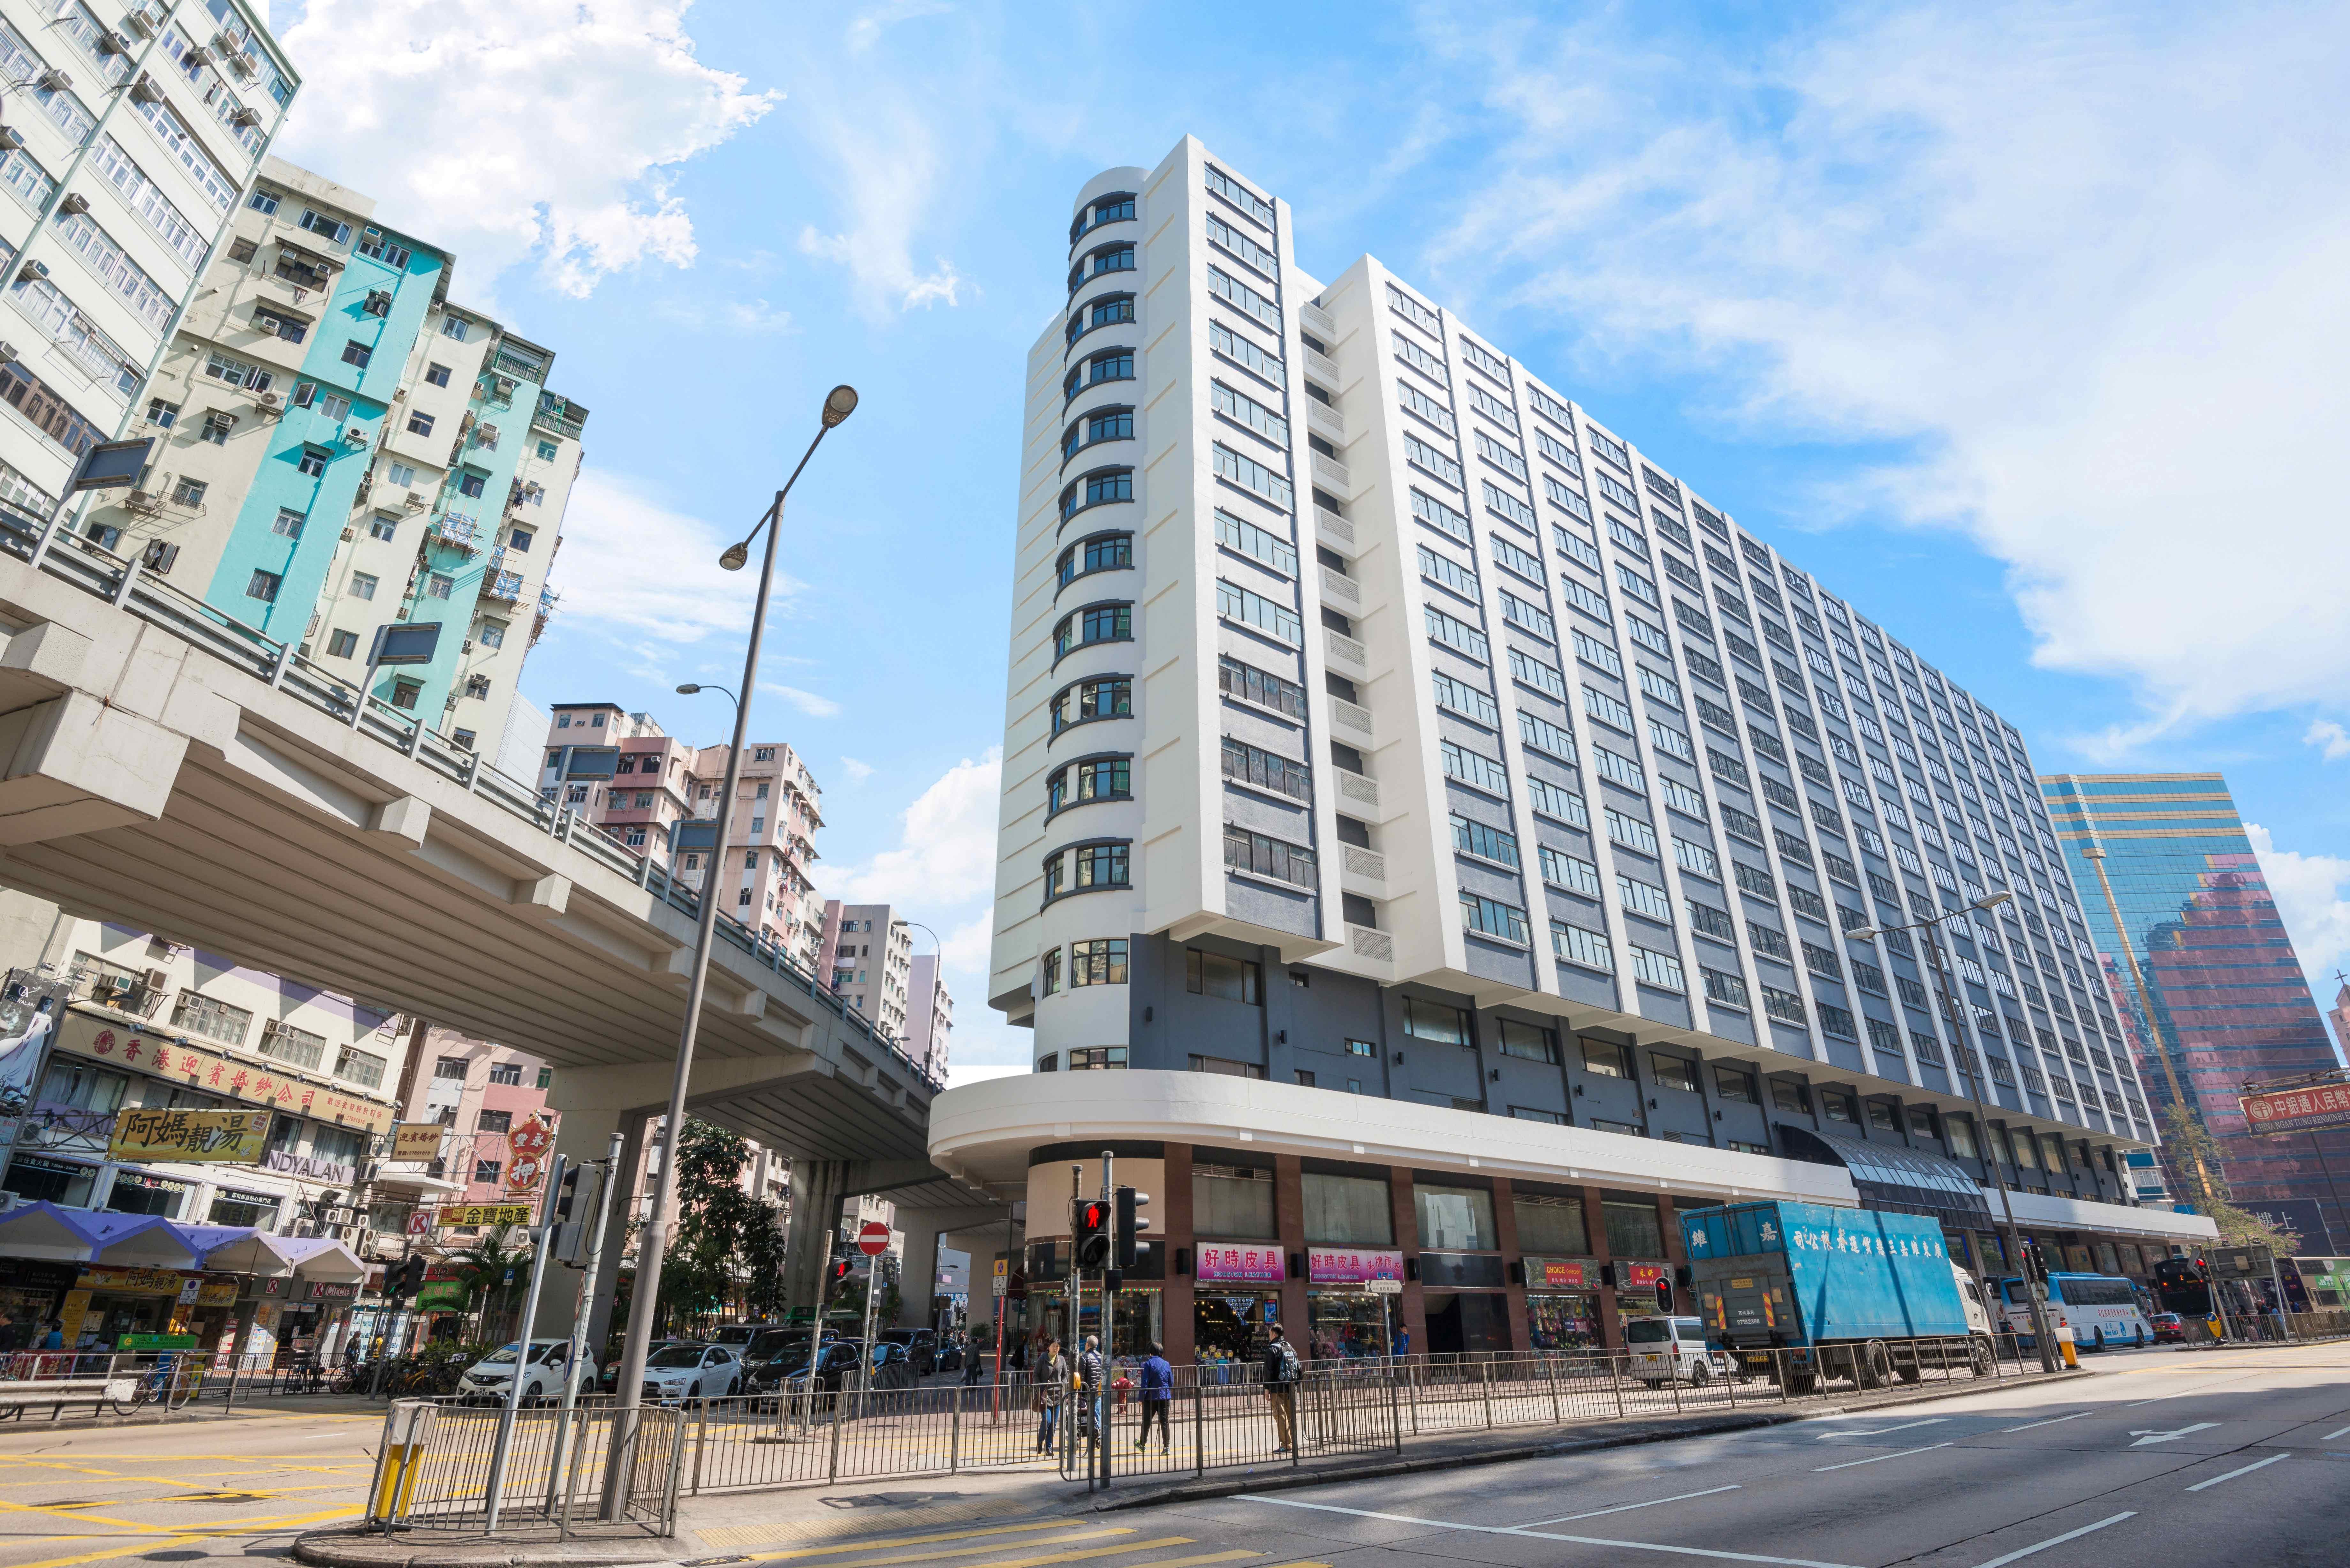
[184, 1274, 240, 1353]
[1522, 1258, 1602, 1349]
[59, 1265, 196, 1349]
[0, 1261, 80, 1348]
[1611, 1261, 1672, 1323]
[1305, 1247, 1402, 1359]
[1193, 1242, 1284, 1372]
[279, 1280, 359, 1367]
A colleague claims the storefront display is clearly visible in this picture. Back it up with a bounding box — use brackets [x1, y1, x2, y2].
[1306, 1292, 1392, 1358]
[0, 1261, 78, 1347]
[1523, 1257, 1602, 1349]
[1194, 1290, 1280, 1367]
[62, 1265, 194, 1349]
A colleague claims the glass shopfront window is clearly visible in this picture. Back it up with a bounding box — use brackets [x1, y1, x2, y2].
[1601, 1200, 1664, 1258]
[1307, 1292, 1394, 1359]
[1193, 1164, 1277, 1239]
[105, 1169, 188, 1217]
[1303, 1171, 1391, 1244]
[1526, 1292, 1600, 1349]
[1194, 1289, 1280, 1368]
[1514, 1193, 1588, 1255]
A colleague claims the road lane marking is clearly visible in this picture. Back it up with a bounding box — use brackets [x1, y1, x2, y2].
[1812, 1441, 1954, 1472]
[1812, 1418, 1947, 1440]
[749, 1525, 1123, 1561]
[1234, 1494, 1864, 1568]
[2323, 1425, 2350, 1440]
[2128, 1423, 2221, 1446]
[2001, 1412, 2093, 1433]
[2185, 1453, 2289, 1491]
[1968, 1511, 2135, 1568]
[756, 1538, 1200, 1568]
[1515, 1485, 1742, 1526]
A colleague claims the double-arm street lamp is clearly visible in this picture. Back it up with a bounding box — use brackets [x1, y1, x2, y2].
[1847, 888, 2061, 1373]
[602, 384, 858, 1514]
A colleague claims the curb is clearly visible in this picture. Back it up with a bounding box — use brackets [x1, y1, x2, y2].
[291, 1523, 676, 1568]
[1093, 1367, 2100, 1511]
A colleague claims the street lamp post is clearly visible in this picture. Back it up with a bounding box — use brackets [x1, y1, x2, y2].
[1850, 890, 2060, 1374]
[600, 385, 857, 1518]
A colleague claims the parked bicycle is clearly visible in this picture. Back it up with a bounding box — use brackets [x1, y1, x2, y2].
[109, 1356, 201, 1414]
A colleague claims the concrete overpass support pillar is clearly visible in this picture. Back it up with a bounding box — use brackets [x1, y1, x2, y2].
[785, 1158, 849, 1321]
[892, 1211, 949, 1330]
[535, 1100, 651, 1355]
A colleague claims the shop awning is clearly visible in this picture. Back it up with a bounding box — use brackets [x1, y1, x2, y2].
[279, 1237, 367, 1282]
[0, 1200, 106, 1261]
[1777, 1126, 1993, 1229]
[190, 1228, 299, 1276]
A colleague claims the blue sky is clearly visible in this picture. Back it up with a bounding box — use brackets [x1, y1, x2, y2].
[269, 1, 2350, 1072]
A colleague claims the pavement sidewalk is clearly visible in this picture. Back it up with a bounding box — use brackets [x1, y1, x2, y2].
[294, 1367, 2098, 1566]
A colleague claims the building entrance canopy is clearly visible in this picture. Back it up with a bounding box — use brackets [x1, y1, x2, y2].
[1780, 1126, 1992, 1229]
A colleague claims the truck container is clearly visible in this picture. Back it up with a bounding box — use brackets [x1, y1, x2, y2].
[1680, 1201, 1994, 1391]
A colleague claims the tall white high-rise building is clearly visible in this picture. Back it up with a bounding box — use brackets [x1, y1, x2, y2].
[0, 2, 297, 530]
[946, 137, 2208, 1362]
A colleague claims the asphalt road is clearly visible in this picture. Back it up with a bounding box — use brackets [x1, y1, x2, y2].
[1115, 1340, 2350, 1568]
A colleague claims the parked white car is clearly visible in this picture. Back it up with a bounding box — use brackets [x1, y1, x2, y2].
[1626, 1316, 1736, 1386]
[640, 1342, 740, 1402]
[459, 1340, 596, 1405]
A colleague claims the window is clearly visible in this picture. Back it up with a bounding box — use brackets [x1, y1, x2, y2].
[387, 460, 417, 489]
[427, 572, 455, 599]
[1222, 737, 1309, 800]
[477, 1108, 512, 1134]
[537, 1066, 555, 1090]
[1440, 739, 1510, 797]
[246, 569, 281, 602]
[1215, 509, 1296, 575]
[1038, 947, 1061, 995]
[1629, 945, 1686, 991]
[1071, 938, 1128, 985]
[1057, 675, 1135, 731]
[1416, 1184, 1497, 1251]
[473, 1158, 503, 1184]
[270, 506, 308, 540]
[297, 447, 330, 478]
[1649, 1052, 1699, 1092]
[1054, 602, 1132, 656]
[1540, 847, 1601, 896]
[405, 411, 435, 437]
[349, 572, 377, 600]
[1581, 1038, 1634, 1078]
[341, 340, 372, 368]
[1224, 824, 1316, 887]
[509, 527, 534, 553]
[1461, 892, 1530, 944]
[1187, 948, 1262, 1004]
[1217, 580, 1300, 642]
[169, 990, 252, 1046]
[458, 471, 487, 499]
[1049, 754, 1131, 810]
[335, 1044, 388, 1089]
[537, 440, 559, 460]
[391, 680, 422, 710]
[368, 515, 398, 541]
[1497, 1020, 1559, 1063]
[1554, 921, 1615, 973]
[326, 629, 358, 659]
[171, 476, 208, 507]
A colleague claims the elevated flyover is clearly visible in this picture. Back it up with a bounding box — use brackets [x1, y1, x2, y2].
[0, 520, 999, 1330]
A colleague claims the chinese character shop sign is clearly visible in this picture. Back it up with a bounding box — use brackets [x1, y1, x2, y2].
[1306, 1248, 1403, 1285]
[57, 1012, 393, 1135]
[1195, 1245, 1286, 1283]
[108, 1108, 271, 1162]
[2242, 1084, 2350, 1138]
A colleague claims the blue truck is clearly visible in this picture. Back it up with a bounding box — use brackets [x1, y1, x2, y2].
[1679, 1201, 1997, 1391]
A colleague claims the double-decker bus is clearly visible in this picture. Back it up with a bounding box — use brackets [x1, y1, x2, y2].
[1996, 1272, 2154, 1349]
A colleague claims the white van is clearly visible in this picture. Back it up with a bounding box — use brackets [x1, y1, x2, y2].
[1626, 1315, 1732, 1385]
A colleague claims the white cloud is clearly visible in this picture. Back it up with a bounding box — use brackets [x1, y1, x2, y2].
[650, 298, 796, 335]
[2247, 824, 2350, 1015]
[2306, 721, 2350, 763]
[825, 749, 1002, 906]
[763, 684, 841, 720]
[276, 0, 775, 299]
[547, 472, 802, 645]
[785, 11, 970, 317]
[837, 756, 876, 784]
[1420, 5, 2350, 736]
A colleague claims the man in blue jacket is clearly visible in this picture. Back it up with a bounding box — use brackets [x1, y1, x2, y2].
[1134, 1342, 1173, 1451]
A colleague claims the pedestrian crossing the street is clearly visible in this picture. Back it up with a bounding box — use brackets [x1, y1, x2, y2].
[682, 1519, 1329, 1568]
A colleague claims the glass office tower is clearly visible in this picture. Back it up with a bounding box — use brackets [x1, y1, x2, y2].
[2041, 772, 2350, 1250]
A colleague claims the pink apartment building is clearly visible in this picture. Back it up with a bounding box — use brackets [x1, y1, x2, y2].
[541, 704, 827, 972]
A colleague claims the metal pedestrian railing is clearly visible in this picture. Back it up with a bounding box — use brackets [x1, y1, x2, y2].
[0, 1348, 301, 1417]
[592, 1334, 2067, 1503]
[367, 1399, 684, 1537]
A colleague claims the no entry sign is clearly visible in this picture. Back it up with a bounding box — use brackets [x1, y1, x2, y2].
[858, 1220, 891, 1257]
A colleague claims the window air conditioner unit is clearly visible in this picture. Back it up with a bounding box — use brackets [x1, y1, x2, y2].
[258, 390, 282, 408]
[57, 192, 88, 216]
[124, 12, 156, 38]
[340, 526, 355, 542]
[143, 968, 169, 991]
[0, 129, 20, 152]
[180, 45, 208, 66]
[140, 540, 178, 574]
[38, 68, 72, 93]
[341, 425, 368, 445]
[231, 106, 259, 128]
[0, 342, 17, 364]
[231, 51, 258, 78]
[98, 31, 129, 56]
[130, 74, 162, 103]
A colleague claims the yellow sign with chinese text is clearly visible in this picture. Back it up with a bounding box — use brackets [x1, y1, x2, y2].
[437, 1203, 533, 1228]
[391, 1122, 446, 1162]
[108, 1107, 272, 1163]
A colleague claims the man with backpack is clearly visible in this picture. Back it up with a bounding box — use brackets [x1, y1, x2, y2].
[1261, 1324, 1300, 1451]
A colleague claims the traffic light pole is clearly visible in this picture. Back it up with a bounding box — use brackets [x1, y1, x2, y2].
[1097, 1150, 1113, 1494]
[547, 1134, 623, 1516]
[1065, 1166, 1081, 1476]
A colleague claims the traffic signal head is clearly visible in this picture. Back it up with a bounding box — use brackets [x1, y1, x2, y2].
[1115, 1187, 1150, 1269]
[555, 1165, 584, 1222]
[827, 1256, 856, 1287]
[1075, 1198, 1111, 1271]
[396, 1254, 427, 1295]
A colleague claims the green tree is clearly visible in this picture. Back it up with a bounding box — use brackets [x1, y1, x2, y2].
[446, 1225, 534, 1342]
[2161, 1104, 2301, 1254]
[659, 1119, 788, 1331]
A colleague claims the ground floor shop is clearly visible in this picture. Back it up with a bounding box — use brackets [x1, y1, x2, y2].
[974, 1089, 2217, 1367]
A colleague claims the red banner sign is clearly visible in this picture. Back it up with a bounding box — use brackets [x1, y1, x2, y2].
[1621, 1262, 1668, 1290]
[1307, 1247, 1402, 1285]
[2242, 1084, 2350, 1137]
[1527, 1258, 1599, 1290]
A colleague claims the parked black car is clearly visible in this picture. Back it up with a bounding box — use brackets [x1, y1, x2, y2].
[877, 1329, 939, 1376]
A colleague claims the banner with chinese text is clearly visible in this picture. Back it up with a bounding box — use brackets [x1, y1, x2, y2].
[57, 1011, 394, 1135]
[2242, 1084, 2350, 1138]
[108, 1107, 271, 1162]
[1194, 1244, 1285, 1283]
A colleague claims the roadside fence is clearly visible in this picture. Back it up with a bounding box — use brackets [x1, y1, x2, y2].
[366, 1399, 683, 1538]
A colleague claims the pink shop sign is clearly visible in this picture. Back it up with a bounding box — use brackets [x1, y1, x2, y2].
[1307, 1247, 1404, 1285]
[1195, 1244, 1286, 1283]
